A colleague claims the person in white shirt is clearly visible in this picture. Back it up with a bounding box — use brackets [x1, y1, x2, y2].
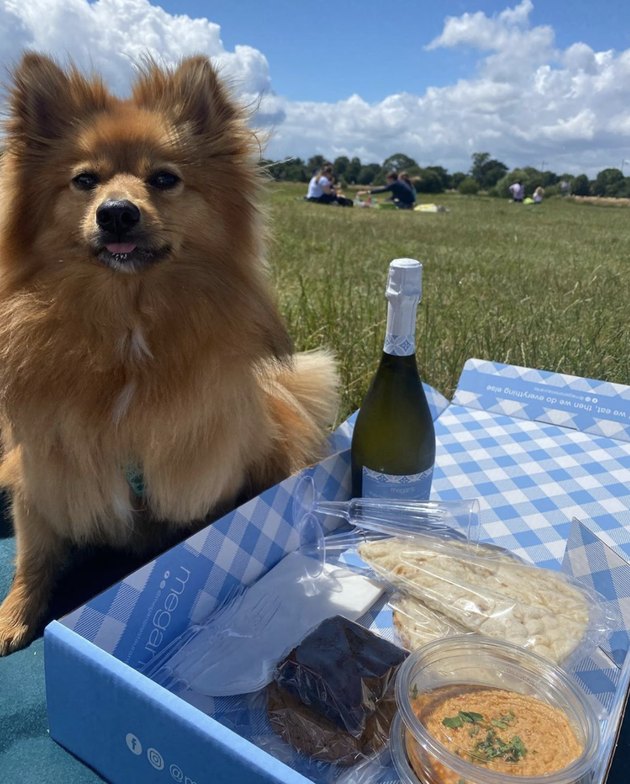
[306, 171, 326, 199]
[306, 164, 353, 206]
[508, 180, 525, 202]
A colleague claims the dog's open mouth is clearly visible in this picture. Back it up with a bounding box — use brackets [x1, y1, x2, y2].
[96, 242, 171, 271]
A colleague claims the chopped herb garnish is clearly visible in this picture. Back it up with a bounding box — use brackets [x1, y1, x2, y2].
[472, 729, 527, 764]
[441, 707, 527, 765]
[505, 736, 527, 763]
[460, 711, 484, 723]
[443, 710, 484, 729]
[410, 684, 418, 700]
[492, 711, 516, 729]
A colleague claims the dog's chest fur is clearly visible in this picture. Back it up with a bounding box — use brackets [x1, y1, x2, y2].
[112, 325, 153, 424]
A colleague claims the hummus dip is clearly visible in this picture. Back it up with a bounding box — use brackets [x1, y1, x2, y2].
[405, 684, 583, 782]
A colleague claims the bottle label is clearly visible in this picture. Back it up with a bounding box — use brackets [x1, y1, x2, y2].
[362, 466, 433, 499]
[383, 332, 415, 356]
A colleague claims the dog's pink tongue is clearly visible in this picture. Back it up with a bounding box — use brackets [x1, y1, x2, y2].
[106, 243, 136, 254]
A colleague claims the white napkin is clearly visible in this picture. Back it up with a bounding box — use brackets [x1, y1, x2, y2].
[151, 552, 384, 697]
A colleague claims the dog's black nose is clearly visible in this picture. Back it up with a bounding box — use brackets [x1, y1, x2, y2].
[96, 200, 140, 236]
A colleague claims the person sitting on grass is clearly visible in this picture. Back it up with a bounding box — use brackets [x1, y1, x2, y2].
[358, 171, 416, 209]
[306, 164, 353, 207]
[399, 171, 417, 202]
[509, 180, 525, 203]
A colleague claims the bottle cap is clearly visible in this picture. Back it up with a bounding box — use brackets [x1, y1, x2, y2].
[386, 258, 422, 300]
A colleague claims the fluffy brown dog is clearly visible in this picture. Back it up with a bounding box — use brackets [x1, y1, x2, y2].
[0, 53, 339, 654]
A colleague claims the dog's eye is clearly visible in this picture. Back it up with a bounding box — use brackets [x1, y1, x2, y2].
[72, 172, 100, 190]
[148, 171, 180, 190]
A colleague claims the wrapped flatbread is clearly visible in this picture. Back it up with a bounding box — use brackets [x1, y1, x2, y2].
[358, 538, 591, 663]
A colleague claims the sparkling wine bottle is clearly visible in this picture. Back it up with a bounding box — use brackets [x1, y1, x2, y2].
[351, 258, 436, 499]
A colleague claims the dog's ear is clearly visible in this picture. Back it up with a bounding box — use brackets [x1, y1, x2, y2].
[132, 56, 240, 136]
[6, 53, 109, 145]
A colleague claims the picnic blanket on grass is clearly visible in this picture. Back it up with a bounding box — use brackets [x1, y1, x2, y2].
[0, 496, 151, 783]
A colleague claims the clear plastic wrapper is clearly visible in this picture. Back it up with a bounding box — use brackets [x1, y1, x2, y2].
[313, 497, 480, 544]
[265, 678, 396, 768]
[264, 615, 407, 770]
[389, 592, 467, 650]
[357, 534, 617, 665]
[273, 614, 406, 735]
[141, 551, 384, 696]
[293, 474, 480, 545]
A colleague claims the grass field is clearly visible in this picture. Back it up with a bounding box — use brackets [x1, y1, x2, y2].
[264, 182, 630, 424]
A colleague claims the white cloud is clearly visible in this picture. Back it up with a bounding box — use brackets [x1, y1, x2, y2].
[563, 42, 600, 75]
[269, 0, 629, 176]
[427, 0, 538, 52]
[0, 0, 270, 96]
[1, 0, 630, 176]
[538, 109, 597, 141]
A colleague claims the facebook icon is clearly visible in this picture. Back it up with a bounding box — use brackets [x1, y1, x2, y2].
[126, 733, 143, 755]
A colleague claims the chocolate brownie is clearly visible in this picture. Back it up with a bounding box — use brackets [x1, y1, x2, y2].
[267, 679, 396, 766]
[272, 615, 407, 738]
[267, 615, 408, 766]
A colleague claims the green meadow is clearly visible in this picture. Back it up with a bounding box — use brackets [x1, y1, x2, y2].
[265, 182, 630, 424]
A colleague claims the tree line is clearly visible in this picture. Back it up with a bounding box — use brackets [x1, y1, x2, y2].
[262, 151, 630, 199]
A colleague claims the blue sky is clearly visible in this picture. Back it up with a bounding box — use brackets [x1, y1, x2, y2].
[2, 0, 630, 175]
[157, 0, 630, 103]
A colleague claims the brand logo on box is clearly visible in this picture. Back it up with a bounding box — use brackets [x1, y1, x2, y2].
[138, 565, 192, 664]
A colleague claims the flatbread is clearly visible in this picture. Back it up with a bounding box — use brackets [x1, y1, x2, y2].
[359, 538, 590, 662]
[390, 593, 465, 650]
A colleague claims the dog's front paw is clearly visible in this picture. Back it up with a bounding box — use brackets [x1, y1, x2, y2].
[0, 611, 37, 655]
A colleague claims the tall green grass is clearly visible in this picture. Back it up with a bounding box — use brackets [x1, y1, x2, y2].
[265, 183, 630, 423]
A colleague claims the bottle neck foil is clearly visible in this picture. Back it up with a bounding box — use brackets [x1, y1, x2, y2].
[383, 296, 418, 356]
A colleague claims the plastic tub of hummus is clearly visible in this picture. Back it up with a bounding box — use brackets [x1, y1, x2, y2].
[393, 635, 600, 784]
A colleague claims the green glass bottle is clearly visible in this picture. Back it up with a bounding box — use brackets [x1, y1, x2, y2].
[351, 258, 435, 499]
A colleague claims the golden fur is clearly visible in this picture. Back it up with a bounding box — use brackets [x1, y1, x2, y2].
[0, 53, 339, 654]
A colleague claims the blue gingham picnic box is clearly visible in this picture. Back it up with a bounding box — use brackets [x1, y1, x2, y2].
[44, 359, 630, 784]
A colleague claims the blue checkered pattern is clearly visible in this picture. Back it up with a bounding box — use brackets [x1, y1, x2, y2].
[432, 404, 630, 567]
[562, 516, 630, 784]
[58, 361, 630, 784]
[454, 358, 630, 443]
[564, 518, 630, 670]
